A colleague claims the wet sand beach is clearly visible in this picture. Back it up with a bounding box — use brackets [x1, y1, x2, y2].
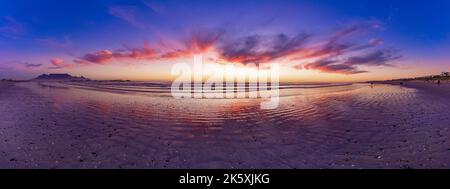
[0, 81, 449, 168]
[378, 79, 450, 96]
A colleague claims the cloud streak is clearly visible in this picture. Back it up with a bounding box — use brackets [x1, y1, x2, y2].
[344, 49, 401, 66]
[0, 16, 25, 37]
[303, 49, 401, 74]
[24, 63, 42, 68]
[77, 43, 158, 64]
[109, 5, 144, 28]
[36, 37, 72, 51]
[304, 59, 367, 75]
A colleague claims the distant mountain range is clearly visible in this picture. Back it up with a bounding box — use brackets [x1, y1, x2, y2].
[34, 73, 89, 81]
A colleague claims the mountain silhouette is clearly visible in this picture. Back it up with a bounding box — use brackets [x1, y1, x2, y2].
[34, 73, 89, 81]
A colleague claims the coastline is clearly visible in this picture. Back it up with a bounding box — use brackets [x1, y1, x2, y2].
[0, 81, 15, 90]
[373, 79, 450, 96]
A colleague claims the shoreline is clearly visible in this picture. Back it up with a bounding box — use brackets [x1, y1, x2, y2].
[0, 81, 15, 90]
[372, 79, 450, 96]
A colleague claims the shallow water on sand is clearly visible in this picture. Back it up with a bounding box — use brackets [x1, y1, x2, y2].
[0, 82, 449, 168]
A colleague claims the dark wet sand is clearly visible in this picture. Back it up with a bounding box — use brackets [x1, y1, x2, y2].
[0, 81, 449, 168]
[378, 79, 450, 96]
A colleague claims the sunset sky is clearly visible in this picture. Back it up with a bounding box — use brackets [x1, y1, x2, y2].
[1, 0, 449, 82]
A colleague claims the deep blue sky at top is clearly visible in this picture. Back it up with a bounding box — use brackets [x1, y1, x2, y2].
[0, 0, 449, 79]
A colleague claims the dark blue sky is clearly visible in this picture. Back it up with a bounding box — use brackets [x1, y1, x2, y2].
[1, 0, 449, 81]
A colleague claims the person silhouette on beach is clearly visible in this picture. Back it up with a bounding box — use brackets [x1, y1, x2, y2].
[437, 79, 441, 86]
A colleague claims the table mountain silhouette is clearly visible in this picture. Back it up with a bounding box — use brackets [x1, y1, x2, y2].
[34, 73, 89, 81]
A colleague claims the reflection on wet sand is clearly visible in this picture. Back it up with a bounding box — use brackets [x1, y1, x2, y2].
[0, 81, 449, 168]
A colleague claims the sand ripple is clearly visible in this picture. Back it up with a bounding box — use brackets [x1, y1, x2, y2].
[0, 82, 449, 168]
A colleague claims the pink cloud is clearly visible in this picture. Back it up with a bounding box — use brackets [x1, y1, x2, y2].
[79, 44, 158, 64]
[50, 58, 74, 69]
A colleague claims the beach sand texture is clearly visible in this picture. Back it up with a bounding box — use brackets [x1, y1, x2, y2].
[0, 81, 449, 168]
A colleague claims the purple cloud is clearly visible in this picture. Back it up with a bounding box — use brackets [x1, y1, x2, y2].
[24, 63, 42, 68]
[344, 49, 401, 66]
[219, 33, 310, 64]
[303, 49, 401, 74]
[304, 59, 367, 75]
